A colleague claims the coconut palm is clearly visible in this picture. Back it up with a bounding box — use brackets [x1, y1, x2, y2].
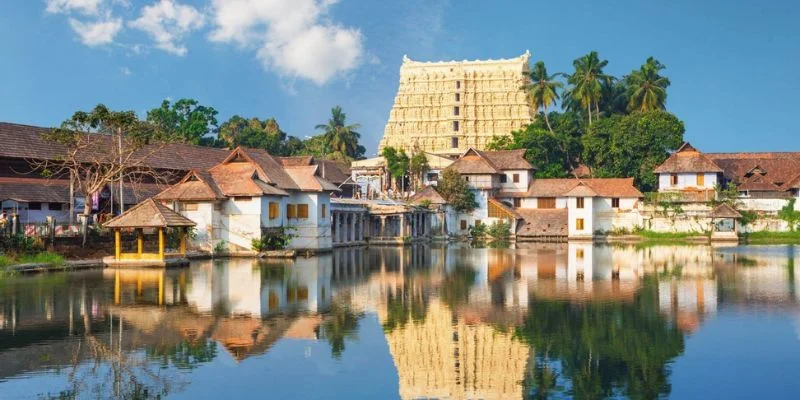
[522, 61, 564, 133]
[625, 57, 670, 112]
[315, 106, 364, 161]
[563, 51, 613, 124]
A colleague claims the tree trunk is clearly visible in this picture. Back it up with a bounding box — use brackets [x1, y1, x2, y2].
[82, 198, 92, 247]
[587, 104, 592, 125]
[543, 105, 553, 134]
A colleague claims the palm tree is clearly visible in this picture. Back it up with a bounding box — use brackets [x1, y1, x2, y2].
[564, 51, 612, 124]
[315, 106, 364, 161]
[625, 57, 670, 112]
[522, 61, 564, 133]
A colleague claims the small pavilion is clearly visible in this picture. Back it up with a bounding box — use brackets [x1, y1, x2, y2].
[710, 203, 742, 242]
[103, 198, 196, 267]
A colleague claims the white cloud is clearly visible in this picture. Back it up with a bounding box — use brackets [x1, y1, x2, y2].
[129, 0, 205, 56]
[45, 0, 105, 15]
[68, 15, 122, 46]
[209, 0, 364, 85]
[120, 66, 131, 75]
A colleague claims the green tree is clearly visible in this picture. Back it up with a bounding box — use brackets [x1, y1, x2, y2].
[564, 51, 613, 124]
[779, 199, 800, 231]
[408, 152, 430, 190]
[522, 61, 564, 133]
[582, 110, 684, 191]
[218, 116, 299, 156]
[382, 147, 410, 192]
[146, 98, 218, 145]
[625, 57, 670, 112]
[436, 168, 477, 212]
[321, 297, 364, 358]
[315, 106, 365, 161]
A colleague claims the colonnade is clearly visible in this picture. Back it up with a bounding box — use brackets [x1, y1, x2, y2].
[370, 212, 430, 239]
[331, 211, 369, 245]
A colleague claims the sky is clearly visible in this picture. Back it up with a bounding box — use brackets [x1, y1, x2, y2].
[1, 0, 799, 157]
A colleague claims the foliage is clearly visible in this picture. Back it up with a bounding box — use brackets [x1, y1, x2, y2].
[146, 98, 219, 145]
[486, 221, 512, 240]
[383, 281, 428, 332]
[315, 106, 365, 161]
[522, 61, 564, 132]
[382, 147, 410, 191]
[436, 168, 478, 212]
[0, 235, 43, 256]
[625, 57, 670, 112]
[563, 51, 613, 124]
[582, 110, 684, 191]
[0, 252, 64, 268]
[218, 116, 300, 156]
[212, 240, 227, 256]
[146, 338, 217, 370]
[439, 265, 476, 309]
[515, 279, 685, 399]
[408, 152, 430, 190]
[778, 199, 800, 231]
[251, 227, 296, 251]
[743, 230, 800, 244]
[469, 222, 487, 238]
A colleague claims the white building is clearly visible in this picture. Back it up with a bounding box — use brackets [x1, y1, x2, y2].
[155, 147, 340, 253]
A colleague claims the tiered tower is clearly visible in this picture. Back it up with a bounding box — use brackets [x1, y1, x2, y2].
[378, 51, 534, 157]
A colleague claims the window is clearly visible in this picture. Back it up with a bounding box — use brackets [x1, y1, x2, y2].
[577, 248, 585, 260]
[297, 204, 309, 219]
[48, 203, 63, 211]
[453, 106, 460, 116]
[453, 121, 459, 131]
[538, 197, 556, 209]
[576, 197, 585, 209]
[269, 202, 279, 220]
[451, 136, 459, 148]
[455, 80, 461, 89]
[513, 173, 520, 183]
[670, 174, 678, 186]
[28, 202, 41, 210]
[427, 172, 439, 182]
[576, 218, 585, 230]
[287, 204, 297, 219]
[513, 198, 522, 208]
[455, 93, 460, 102]
[499, 174, 507, 183]
[696, 173, 705, 186]
[321, 204, 327, 218]
[180, 202, 198, 211]
[464, 176, 470, 182]
[611, 198, 620, 208]
[460, 220, 467, 230]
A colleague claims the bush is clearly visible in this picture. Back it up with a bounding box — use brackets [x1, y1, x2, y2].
[0, 235, 43, 256]
[469, 223, 487, 238]
[213, 240, 227, 256]
[252, 227, 295, 251]
[486, 221, 511, 240]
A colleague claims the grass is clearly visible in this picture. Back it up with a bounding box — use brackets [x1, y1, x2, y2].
[741, 231, 800, 244]
[0, 252, 66, 268]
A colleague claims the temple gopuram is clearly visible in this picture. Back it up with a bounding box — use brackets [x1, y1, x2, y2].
[378, 51, 534, 157]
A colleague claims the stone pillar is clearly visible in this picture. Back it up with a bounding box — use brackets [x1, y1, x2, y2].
[347, 213, 353, 242]
[399, 214, 406, 238]
[337, 212, 345, 243]
[357, 213, 364, 242]
[380, 216, 387, 237]
[332, 213, 338, 244]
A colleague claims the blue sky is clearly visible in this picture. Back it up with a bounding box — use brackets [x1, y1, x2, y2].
[1, 0, 798, 156]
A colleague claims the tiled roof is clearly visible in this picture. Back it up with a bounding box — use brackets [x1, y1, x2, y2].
[154, 170, 226, 201]
[653, 142, 723, 173]
[410, 186, 446, 204]
[316, 160, 352, 185]
[710, 203, 742, 219]
[209, 162, 289, 196]
[284, 166, 341, 192]
[449, 151, 498, 174]
[278, 155, 314, 167]
[0, 177, 162, 204]
[104, 198, 196, 228]
[448, 148, 533, 175]
[526, 178, 642, 198]
[234, 148, 300, 190]
[515, 208, 568, 237]
[707, 153, 800, 191]
[738, 174, 783, 192]
[480, 149, 532, 170]
[0, 122, 229, 171]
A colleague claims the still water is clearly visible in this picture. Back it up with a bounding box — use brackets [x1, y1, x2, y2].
[1, 243, 800, 399]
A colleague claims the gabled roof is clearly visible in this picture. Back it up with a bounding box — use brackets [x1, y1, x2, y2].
[217, 147, 300, 190]
[480, 149, 532, 170]
[710, 203, 742, 219]
[526, 178, 643, 198]
[653, 142, 723, 173]
[488, 198, 521, 219]
[449, 148, 499, 174]
[283, 166, 341, 192]
[104, 198, 196, 228]
[209, 162, 289, 196]
[278, 155, 315, 167]
[738, 174, 782, 192]
[707, 152, 800, 191]
[155, 170, 226, 201]
[515, 208, 568, 237]
[410, 186, 446, 205]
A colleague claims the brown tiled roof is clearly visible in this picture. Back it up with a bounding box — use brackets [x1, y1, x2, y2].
[283, 166, 341, 192]
[0, 122, 229, 171]
[155, 170, 226, 201]
[706, 153, 800, 191]
[0, 177, 161, 204]
[738, 174, 782, 192]
[104, 198, 195, 228]
[317, 160, 352, 185]
[515, 208, 568, 237]
[232, 147, 300, 190]
[710, 203, 742, 219]
[278, 155, 314, 167]
[209, 162, 289, 196]
[526, 178, 642, 198]
[653, 142, 723, 173]
[571, 164, 592, 178]
[448, 148, 533, 175]
[410, 186, 446, 204]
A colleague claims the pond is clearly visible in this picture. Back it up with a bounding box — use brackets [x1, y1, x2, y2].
[1, 243, 800, 399]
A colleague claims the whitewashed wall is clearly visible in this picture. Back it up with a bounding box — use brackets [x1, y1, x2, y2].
[658, 172, 718, 191]
[499, 170, 531, 193]
[567, 197, 594, 238]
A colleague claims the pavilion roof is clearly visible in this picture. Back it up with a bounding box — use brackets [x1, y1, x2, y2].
[710, 203, 742, 219]
[104, 198, 196, 228]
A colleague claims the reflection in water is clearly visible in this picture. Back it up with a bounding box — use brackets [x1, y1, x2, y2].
[1, 244, 800, 398]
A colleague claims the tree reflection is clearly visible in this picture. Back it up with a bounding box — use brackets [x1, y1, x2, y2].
[516, 279, 684, 399]
[321, 295, 364, 358]
[439, 266, 477, 309]
[383, 281, 428, 332]
[146, 337, 217, 370]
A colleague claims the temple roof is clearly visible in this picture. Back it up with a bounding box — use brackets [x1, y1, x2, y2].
[710, 203, 742, 219]
[104, 198, 196, 228]
[410, 186, 447, 205]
